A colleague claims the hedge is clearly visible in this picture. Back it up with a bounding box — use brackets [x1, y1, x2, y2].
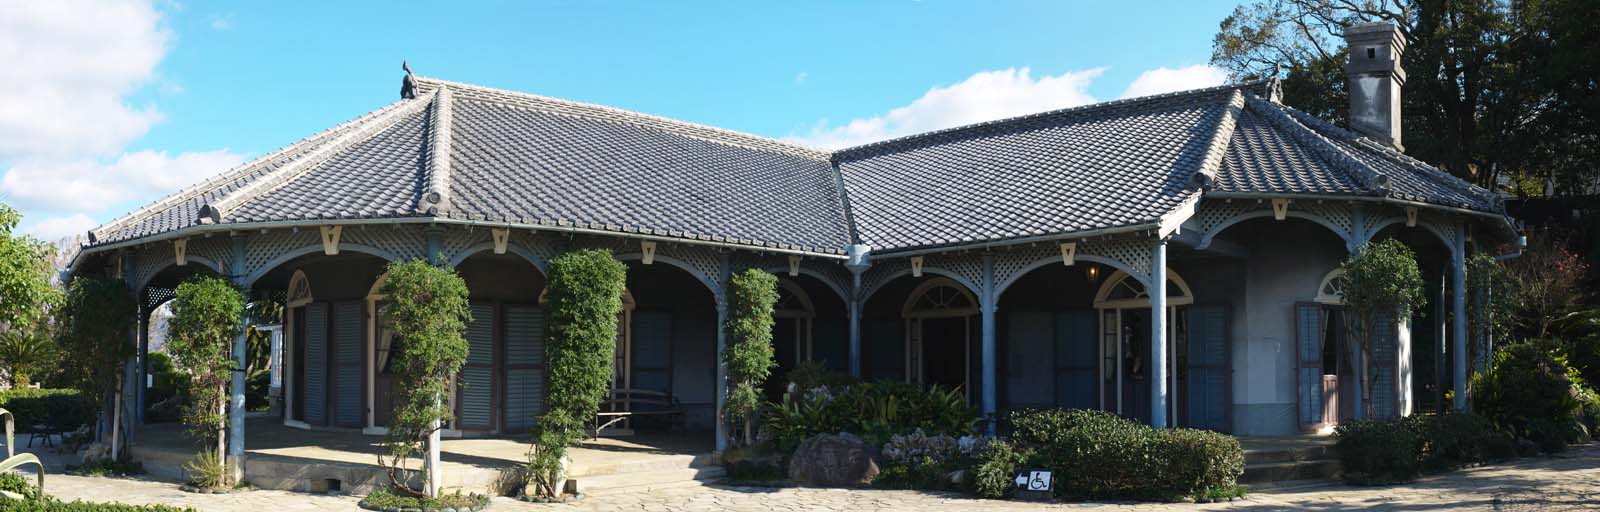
[0, 498, 195, 512]
[1004, 409, 1242, 501]
[0, 388, 94, 433]
[1334, 412, 1515, 485]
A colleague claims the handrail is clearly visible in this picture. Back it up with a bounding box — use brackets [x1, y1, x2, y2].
[0, 453, 44, 501]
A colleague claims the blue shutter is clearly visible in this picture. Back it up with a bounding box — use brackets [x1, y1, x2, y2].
[631, 312, 673, 402]
[458, 302, 496, 429]
[1054, 311, 1098, 410]
[1185, 306, 1228, 431]
[1371, 312, 1398, 419]
[303, 303, 328, 426]
[333, 301, 364, 427]
[1296, 303, 1324, 429]
[503, 305, 544, 432]
[1005, 312, 1052, 408]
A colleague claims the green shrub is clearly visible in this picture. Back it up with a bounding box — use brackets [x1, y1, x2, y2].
[357, 488, 488, 511]
[1004, 409, 1241, 501]
[0, 388, 94, 433]
[783, 361, 855, 392]
[1403, 413, 1506, 471]
[724, 269, 778, 448]
[527, 249, 627, 498]
[874, 430, 963, 490]
[0, 471, 43, 501]
[761, 381, 980, 452]
[1470, 340, 1584, 452]
[166, 274, 246, 470]
[969, 438, 1029, 499]
[0, 498, 196, 512]
[1334, 418, 1421, 485]
[142, 352, 187, 423]
[1153, 428, 1245, 499]
[376, 259, 472, 497]
[182, 450, 227, 489]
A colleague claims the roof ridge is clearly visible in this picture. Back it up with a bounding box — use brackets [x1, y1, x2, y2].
[88, 97, 417, 243]
[196, 90, 437, 224]
[1243, 94, 1391, 194]
[1193, 89, 1246, 189]
[834, 79, 1272, 161]
[412, 76, 833, 161]
[416, 86, 454, 215]
[1277, 102, 1495, 208]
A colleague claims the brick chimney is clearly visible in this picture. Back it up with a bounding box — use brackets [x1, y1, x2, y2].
[1343, 22, 1407, 150]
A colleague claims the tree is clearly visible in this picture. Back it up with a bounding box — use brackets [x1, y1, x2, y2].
[1211, 0, 1600, 194]
[56, 276, 136, 460]
[1501, 230, 1589, 339]
[723, 269, 778, 448]
[0, 321, 58, 387]
[377, 259, 470, 498]
[1340, 239, 1426, 418]
[527, 249, 626, 498]
[165, 275, 246, 487]
[0, 203, 59, 332]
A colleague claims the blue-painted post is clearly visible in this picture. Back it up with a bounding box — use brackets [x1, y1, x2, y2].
[1451, 224, 1468, 411]
[714, 254, 731, 452]
[979, 253, 997, 433]
[845, 244, 871, 378]
[1150, 239, 1168, 429]
[228, 235, 249, 482]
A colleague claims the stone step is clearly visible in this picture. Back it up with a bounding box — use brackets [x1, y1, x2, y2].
[1240, 459, 1341, 485]
[572, 466, 726, 497]
[1244, 444, 1334, 465]
[566, 452, 711, 478]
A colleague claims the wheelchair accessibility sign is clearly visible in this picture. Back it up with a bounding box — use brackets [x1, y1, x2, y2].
[1014, 470, 1052, 500]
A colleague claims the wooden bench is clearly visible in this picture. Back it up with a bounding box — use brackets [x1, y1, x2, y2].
[591, 389, 684, 438]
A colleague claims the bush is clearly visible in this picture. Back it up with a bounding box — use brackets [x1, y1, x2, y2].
[873, 430, 965, 490]
[0, 498, 196, 512]
[761, 381, 980, 452]
[0, 471, 43, 501]
[782, 361, 855, 393]
[375, 259, 472, 497]
[1334, 418, 1421, 485]
[141, 352, 187, 423]
[1470, 340, 1584, 452]
[166, 274, 246, 472]
[1003, 409, 1241, 501]
[182, 450, 226, 489]
[0, 388, 94, 434]
[1403, 413, 1507, 471]
[357, 488, 488, 512]
[969, 438, 1029, 499]
[724, 269, 778, 447]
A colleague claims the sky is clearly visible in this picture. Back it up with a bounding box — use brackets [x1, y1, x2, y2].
[0, 0, 1242, 241]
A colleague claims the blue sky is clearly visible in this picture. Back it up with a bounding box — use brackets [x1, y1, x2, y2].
[0, 0, 1241, 240]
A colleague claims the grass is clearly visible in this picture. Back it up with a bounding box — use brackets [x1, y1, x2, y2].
[1194, 485, 1248, 503]
[358, 488, 490, 511]
[64, 460, 146, 477]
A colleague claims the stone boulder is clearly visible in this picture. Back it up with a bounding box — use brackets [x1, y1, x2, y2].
[787, 432, 879, 486]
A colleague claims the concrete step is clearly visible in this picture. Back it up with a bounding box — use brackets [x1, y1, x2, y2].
[1244, 444, 1334, 465]
[573, 466, 725, 497]
[1240, 459, 1341, 485]
[566, 452, 710, 478]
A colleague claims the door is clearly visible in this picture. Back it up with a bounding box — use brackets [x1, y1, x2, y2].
[332, 301, 365, 428]
[502, 305, 544, 432]
[1006, 312, 1053, 408]
[302, 303, 329, 426]
[631, 312, 673, 399]
[1295, 302, 1328, 430]
[1185, 305, 1228, 431]
[1054, 311, 1098, 410]
[1121, 310, 1151, 424]
[921, 317, 968, 392]
[457, 302, 497, 430]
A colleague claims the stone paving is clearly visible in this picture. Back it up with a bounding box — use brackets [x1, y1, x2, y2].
[16, 443, 1600, 511]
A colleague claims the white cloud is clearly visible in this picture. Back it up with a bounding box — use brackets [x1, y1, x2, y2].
[207, 13, 232, 30]
[1119, 64, 1228, 99]
[786, 67, 1104, 149]
[1, 149, 246, 212]
[22, 213, 98, 241]
[0, 0, 246, 242]
[794, 71, 808, 84]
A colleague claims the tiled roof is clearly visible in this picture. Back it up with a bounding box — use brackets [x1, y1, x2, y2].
[86, 75, 1504, 257]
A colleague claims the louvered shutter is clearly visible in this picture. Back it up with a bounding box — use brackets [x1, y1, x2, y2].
[458, 302, 496, 429]
[1186, 306, 1229, 432]
[1296, 303, 1324, 430]
[303, 303, 329, 426]
[333, 301, 365, 427]
[503, 305, 544, 432]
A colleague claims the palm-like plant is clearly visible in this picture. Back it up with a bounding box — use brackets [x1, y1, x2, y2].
[0, 323, 58, 387]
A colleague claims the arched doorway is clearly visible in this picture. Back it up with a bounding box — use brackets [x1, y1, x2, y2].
[1297, 268, 1352, 431]
[765, 279, 816, 400]
[902, 278, 979, 394]
[1093, 270, 1196, 426]
[452, 252, 547, 434]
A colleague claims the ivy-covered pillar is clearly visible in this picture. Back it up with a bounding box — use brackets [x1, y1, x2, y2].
[714, 254, 732, 452]
[423, 226, 444, 496]
[979, 253, 997, 432]
[227, 235, 249, 481]
[1451, 224, 1468, 411]
[845, 244, 870, 378]
[1150, 238, 1168, 429]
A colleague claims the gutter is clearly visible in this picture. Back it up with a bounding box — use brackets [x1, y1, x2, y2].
[865, 221, 1163, 260]
[1203, 192, 1514, 224]
[70, 216, 850, 269]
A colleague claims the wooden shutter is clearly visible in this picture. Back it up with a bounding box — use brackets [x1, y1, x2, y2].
[333, 301, 365, 428]
[1005, 312, 1052, 408]
[1370, 312, 1398, 419]
[1054, 310, 1099, 410]
[502, 305, 544, 432]
[631, 312, 673, 402]
[303, 302, 329, 426]
[1295, 303, 1325, 430]
[1185, 305, 1229, 432]
[458, 302, 496, 430]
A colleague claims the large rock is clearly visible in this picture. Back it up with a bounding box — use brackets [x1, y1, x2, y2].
[787, 432, 879, 486]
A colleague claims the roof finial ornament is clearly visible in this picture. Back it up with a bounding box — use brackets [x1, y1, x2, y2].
[401, 60, 418, 99]
[1266, 61, 1284, 103]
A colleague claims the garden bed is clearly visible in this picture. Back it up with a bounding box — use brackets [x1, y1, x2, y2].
[358, 489, 491, 512]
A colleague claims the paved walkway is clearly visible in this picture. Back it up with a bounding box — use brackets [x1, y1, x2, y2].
[16, 443, 1600, 511]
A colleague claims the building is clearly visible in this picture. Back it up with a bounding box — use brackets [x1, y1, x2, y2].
[72, 23, 1515, 453]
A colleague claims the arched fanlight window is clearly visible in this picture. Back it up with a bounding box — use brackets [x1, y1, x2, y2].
[902, 277, 979, 318]
[287, 270, 313, 308]
[774, 279, 817, 365]
[1314, 268, 1348, 305]
[366, 273, 395, 373]
[1092, 270, 1195, 309]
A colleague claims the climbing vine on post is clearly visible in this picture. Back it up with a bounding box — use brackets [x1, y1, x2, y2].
[376, 259, 471, 498]
[56, 275, 134, 459]
[1466, 252, 1510, 377]
[165, 274, 246, 486]
[527, 249, 626, 498]
[722, 269, 777, 448]
[1339, 239, 1425, 418]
